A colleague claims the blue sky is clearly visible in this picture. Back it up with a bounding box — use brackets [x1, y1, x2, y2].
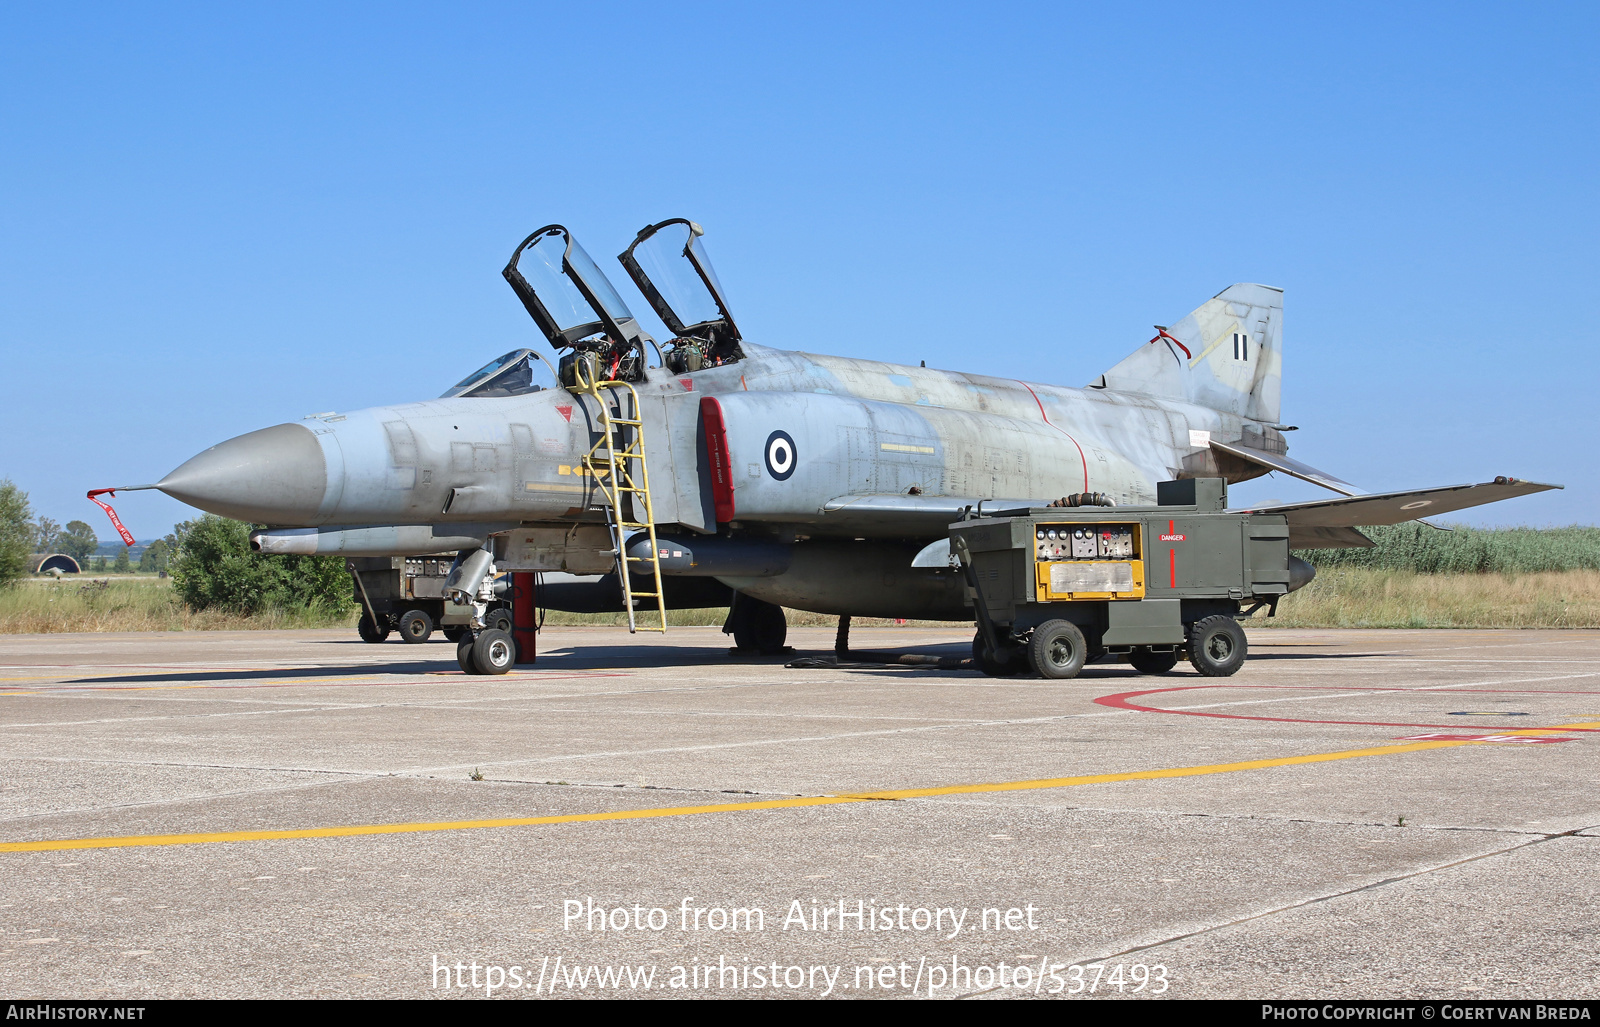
[2, 2, 1595, 539]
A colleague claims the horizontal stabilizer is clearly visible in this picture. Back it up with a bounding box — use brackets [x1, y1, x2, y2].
[1244, 478, 1561, 549]
[1209, 439, 1361, 497]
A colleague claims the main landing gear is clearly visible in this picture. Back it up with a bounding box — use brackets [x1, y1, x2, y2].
[724, 594, 788, 655]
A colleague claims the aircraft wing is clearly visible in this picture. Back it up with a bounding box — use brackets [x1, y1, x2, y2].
[1243, 478, 1562, 549]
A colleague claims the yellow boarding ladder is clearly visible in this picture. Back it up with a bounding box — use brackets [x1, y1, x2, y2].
[572, 361, 667, 634]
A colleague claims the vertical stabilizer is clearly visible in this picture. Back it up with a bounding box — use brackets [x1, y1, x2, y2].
[1093, 283, 1283, 424]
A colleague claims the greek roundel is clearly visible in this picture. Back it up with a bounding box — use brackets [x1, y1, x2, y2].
[764, 430, 797, 481]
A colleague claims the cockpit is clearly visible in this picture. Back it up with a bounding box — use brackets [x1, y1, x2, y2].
[490, 217, 744, 391]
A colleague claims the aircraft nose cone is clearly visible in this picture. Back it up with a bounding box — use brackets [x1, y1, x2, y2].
[158, 423, 328, 523]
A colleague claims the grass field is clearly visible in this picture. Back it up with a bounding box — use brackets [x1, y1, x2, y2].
[1261, 568, 1600, 629]
[1297, 523, 1600, 574]
[0, 577, 355, 634]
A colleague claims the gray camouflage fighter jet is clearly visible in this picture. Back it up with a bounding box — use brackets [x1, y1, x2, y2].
[104, 218, 1558, 658]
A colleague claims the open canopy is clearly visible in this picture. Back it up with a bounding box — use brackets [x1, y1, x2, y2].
[502, 225, 648, 353]
[619, 218, 742, 365]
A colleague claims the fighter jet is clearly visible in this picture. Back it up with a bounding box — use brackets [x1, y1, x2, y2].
[98, 218, 1558, 671]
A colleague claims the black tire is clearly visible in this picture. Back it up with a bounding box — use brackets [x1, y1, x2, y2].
[357, 612, 390, 643]
[442, 625, 468, 644]
[485, 609, 514, 635]
[1129, 648, 1179, 675]
[1028, 619, 1088, 680]
[972, 632, 1023, 677]
[456, 636, 479, 674]
[733, 598, 787, 653]
[397, 609, 433, 644]
[1187, 616, 1247, 677]
[472, 628, 516, 676]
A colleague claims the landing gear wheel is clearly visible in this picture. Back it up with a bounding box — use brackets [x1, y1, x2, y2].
[972, 632, 1023, 677]
[732, 598, 787, 654]
[471, 628, 517, 676]
[442, 626, 468, 644]
[1028, 619, 1088, 680]
[397, 609, 433, 644]
[1129, 648, 1179, 675]
[485, 609, 513, 635]
[456, 636, 479, 674]
[357, 613, 390, 643]
[1187, 616, 1247, 677]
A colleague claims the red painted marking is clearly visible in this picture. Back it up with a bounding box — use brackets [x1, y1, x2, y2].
[700, 396, 736, 523]
[555, 405, 573, 422]
[1017, 381, 1089, 490]
[1095, 684, 1600, 733]
[1160, 534, 1185, 542]
[85, 490, 136, 546]
[1150, 328, 1191, 359]
[511, 571, 538, 664]
[679, 378, 694, 391]
[1398, 733, 1573, 744]
[1168, 548, 1176, 588]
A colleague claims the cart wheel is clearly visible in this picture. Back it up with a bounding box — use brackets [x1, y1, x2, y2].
[397, 609, 433, 644]
[1028, 619, 1088, 680]
[357, 612, 390, 643]
[1187, 616, 1247, 677]
[472, 628, 516, 676]
[442, 625, 467, 644]
[971, 632, 1023, 677]
[456, 636, 479, 674]
[485, 609, 514, 635]
[1129, 648, 1179, 675]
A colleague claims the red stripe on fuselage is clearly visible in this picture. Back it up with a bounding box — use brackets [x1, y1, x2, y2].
[1017, 381, 1089, 491]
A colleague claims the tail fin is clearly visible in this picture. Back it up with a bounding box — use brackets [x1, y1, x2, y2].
[1091, 283, 1283, 424]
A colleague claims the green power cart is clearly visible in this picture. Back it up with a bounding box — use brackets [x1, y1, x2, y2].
[949, 477, 1312, 679]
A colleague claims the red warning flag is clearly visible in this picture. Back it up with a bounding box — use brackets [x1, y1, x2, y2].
[87, 489, 137, 546]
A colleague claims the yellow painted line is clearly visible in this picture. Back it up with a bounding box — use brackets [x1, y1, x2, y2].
[879, 442, 936, 454]
[0, 737, 1489, 854]
[1500, 720, 1600, 734]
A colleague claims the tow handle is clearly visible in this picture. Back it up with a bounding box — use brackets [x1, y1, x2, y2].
[86, 489, 136, 546]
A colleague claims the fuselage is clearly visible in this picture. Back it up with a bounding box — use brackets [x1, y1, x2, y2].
[159, 341, 1275, 542]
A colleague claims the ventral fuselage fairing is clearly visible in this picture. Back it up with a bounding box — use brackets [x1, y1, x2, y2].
[139, 218, 1559, 622]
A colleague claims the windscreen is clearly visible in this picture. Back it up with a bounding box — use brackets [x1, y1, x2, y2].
[633, 222, 724, 328]
[452, 351, 523, 390]
[462, 350, 559, 398]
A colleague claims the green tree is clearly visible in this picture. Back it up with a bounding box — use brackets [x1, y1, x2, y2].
[170, 515, 352, 615]
[33, 516, 61, 553]
[139, 539, 170, 573]
[113, 546, 132, 573]
[0, 479, 32, 586]
[58, 521, 98, 564]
